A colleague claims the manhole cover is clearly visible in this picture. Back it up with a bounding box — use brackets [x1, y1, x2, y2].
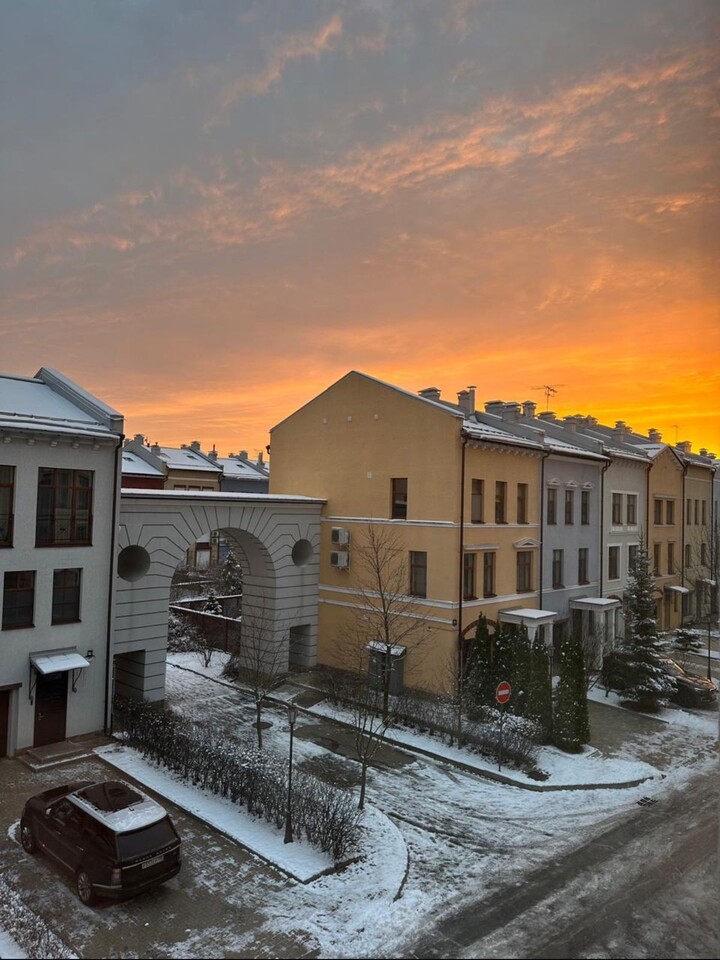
[637, 796, 658, 807]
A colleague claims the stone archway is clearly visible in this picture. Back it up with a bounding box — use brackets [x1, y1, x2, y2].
[113, 491, 324, 703]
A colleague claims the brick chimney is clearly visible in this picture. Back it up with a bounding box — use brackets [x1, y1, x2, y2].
[538, 411, 557, 422]
[257, 450, 264, 465]
[613, 420, 631, 442]
[207, 445, 218, 462]
[189, 440, 202, 452]
[419, 387, 441, 402]
[238, 450, 248, 461]
[484, 400, 505, 416]
[458, 387, 476, 414]
[677, 440, 692, 454]
[501, 402, 521, 422]
[522, 400, 537, 419]
[151, 443, 161, 454]
[648, 428, 662, 442]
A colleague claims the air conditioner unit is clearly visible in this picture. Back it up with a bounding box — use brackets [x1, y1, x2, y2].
[331, 527, 350, 546]
[330, 551, 350, 569]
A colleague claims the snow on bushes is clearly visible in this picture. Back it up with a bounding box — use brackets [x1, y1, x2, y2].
[113, 697, 360, 861]
[0, 877, 75, 959]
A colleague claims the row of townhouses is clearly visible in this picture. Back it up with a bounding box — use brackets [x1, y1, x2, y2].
[1, 367, 718, 757]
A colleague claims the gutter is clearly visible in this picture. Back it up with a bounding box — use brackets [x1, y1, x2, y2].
[104, 432, 124, 735]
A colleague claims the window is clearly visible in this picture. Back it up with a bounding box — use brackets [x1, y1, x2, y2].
[653, 543, 661, 576]
[409, 551, 427, 597]
[628, 544, 638, 571]
[391, 478, 408, 520]
[0, 465, 14, 547]
[36, 469, 93, 546]
[612, 493, 623, 526]
[702, 500, 707, 525]
[608, 546, 620, 580]
[666, 500, 674, 525]
[701, 542, 708, 566]
[471, 479, 484, 524]
[686, 499, 692, 524]
[564, 489, 574, 525]
[547, 488, 557, 525]
[685, 544, 692, 568]
[52, 569, 81, 624]
[578, 547, 588, 584]
[483, 552, 496, 598]
[694, 500, 700, 525]
[653, 499, 663, 525]
[581, 490, 590, 525]
[2, 571, 35, 629]
[626, 494, 637, 525]
[552, 549, 564, 588]
[516, 483, 528, 524]
[463, 553, 476, 600]
[667, 542, 675, 575]
[495, 482, 507, 523]
[516, 551, 532, 592]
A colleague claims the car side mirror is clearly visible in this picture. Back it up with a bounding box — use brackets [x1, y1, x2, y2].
[46, 808, 53, 817]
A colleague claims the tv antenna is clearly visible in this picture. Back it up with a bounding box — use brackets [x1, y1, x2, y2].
[672, 424, 679, 443]
[531, 384, 565, 410]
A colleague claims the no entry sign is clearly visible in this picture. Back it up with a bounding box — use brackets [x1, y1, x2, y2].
[495, 681, 511, 705]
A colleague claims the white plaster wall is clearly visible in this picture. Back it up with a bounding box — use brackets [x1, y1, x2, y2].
[0, 437, 119, 752]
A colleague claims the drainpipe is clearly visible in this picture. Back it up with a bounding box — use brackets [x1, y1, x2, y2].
[680, 459, 688, 590]
[104, 433, 124, 736]
[538, 450, 551, 608]
[457, 432, 468, 674]
[598, 458, 611, 598]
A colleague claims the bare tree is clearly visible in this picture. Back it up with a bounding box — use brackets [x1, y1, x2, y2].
[222, 604, 287, 749]
[349, 523, 433, 719]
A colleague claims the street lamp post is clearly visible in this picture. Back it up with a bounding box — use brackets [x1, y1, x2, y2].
[284, 703, 298, 844]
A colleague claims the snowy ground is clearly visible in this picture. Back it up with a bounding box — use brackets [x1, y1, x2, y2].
[0, 927, 27, 960]
[149, 652, 718, 958]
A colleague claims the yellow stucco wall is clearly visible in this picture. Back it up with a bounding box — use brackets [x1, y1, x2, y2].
[648, 447, 683, 629]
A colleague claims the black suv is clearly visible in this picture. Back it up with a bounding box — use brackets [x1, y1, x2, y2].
[20, 780, 182, 904]
[656, 658, 718, 708]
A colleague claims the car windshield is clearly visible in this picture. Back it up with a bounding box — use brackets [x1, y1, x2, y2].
[661, 660, 685, 677]
[116, 817, 177, 859]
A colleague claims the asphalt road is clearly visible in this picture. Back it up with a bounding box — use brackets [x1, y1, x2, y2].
[406, 766, 719, 959]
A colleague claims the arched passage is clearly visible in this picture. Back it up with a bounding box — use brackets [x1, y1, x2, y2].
[113, 491, 324, 703]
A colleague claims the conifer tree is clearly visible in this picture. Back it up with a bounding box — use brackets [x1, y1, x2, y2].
[467, 613, 494, 708]
[527, 636, 553, 742]
[611, 538, 676, 711]
[511, 625, 532, 717]
[203, 588, 223, 616]
[218, 549, 243, 596]
[492, 620, 515, 702]
[554, 631, 590, 752]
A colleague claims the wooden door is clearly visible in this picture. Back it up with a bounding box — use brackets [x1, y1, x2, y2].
[0, 690, 9, 757]
[34, 671, 68, 747]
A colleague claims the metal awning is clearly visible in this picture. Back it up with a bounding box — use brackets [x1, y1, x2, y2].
[664, 585, 690, 594]
[697, 578, 717, 587]
[31, 652, 90, 674]
[367, 640, 406, 658]
[569, 597, 622, 611]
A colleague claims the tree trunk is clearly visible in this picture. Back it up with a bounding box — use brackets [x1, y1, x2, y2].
[358, 761, 368, 810]
[256, 699, 263, 750]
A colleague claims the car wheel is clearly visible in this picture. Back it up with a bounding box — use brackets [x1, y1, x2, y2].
[20, 820, 37, 854]
[76, 869, 96, 905]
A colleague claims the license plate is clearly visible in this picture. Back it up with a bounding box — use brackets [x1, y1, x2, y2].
[141, 854, 164, 869]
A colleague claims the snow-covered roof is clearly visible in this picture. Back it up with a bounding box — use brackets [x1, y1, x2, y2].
[216, 456, 269, 480]
[569, 597, 622, 610]
[463, 419, 543, 450]
[157, 447, 222, 472]
[121, 451, 165, 477]
[498, 608, 558, 621]
[0, 370, 122, 439]
[31, 651, 90, 674]
[70, 782, 167, 832]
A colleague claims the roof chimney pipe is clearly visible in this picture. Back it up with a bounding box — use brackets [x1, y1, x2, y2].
[419, 386, 441, 402]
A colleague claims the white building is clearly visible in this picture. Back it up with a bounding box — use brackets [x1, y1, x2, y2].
[0, 369, 124, 756]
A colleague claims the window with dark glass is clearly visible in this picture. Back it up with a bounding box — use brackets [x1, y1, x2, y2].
[547, 487, 557, 525]
[409, 551, 427, 597]
[667, 542, 675, 575]
[694, 500, 700, 525]
[564, 489, 574, 525]
[608, 546, 620, 580]
[483, 552, 496, 598]
[517, 551, 532, 592]
[666, 500, 674, 525]
[612, 493, 623, 525]
[552, 549, 564, 588]
[36, 469, 93, 546]
[701, 542, 708, 566]
[0, 466, 14, 547]
[686, 499, 692, 524]
[702, 500, 707, 525]
[471, 479, 484, 523]
[463, 553, 476, 600]
[581, 490, 590, 525]
[685, 544, 692, 568]
[495, 482, 507, 523]
[626, 494, 637, 525]
[628, 544, 638, 571]
[516, 483, 528, 524]
[52, 568, 81, 624]
[391, 478, 408, 520]
[2, 571, 35, 629]
[578, 547, 588, 584]
[653, 499, 663, 525]
[653, 543, 661, 576]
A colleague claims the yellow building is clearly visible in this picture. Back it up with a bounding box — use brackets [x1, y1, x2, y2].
[270, 371, 548, 692]
[645, 445, 684, 630]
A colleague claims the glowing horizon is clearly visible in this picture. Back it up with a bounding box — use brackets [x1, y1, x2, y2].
[2, 2, 718, 458]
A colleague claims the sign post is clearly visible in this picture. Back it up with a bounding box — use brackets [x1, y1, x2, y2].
[495, 681, 511, 772]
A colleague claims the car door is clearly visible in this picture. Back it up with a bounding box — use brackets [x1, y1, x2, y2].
[37, 799, 85, 873]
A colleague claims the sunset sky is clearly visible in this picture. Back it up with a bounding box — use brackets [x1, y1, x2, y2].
[2, 1, 719, 457]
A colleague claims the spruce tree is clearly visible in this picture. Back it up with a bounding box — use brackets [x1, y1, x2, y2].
[492, 621, 515, 703]
[511, 625, 532, 717]
[613, 538, 676, 711]
[527, 636, 553, 742]
[218, 549, 243, 596]
[203, 588, 223, 616]
[671, 627, 702, 669]
[554, 632, 590, 752]
[467, 613, 494, 709]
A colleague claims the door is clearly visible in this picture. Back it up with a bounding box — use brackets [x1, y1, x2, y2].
[0, 690, 9, 757]
[34, 671, 68, 747]
[37, 799, 85, 873]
